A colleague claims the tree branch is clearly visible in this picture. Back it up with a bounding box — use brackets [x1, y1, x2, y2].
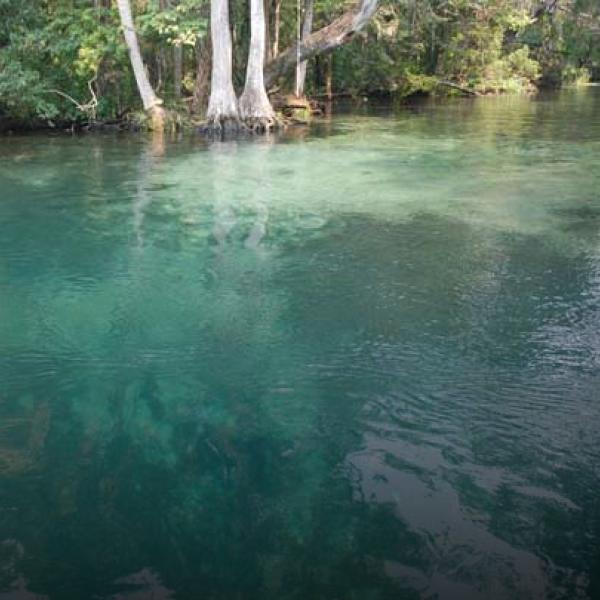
[264, 0, 379, 89]
[47, 77, 98, 119]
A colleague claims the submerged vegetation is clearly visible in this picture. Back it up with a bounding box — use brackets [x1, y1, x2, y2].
[0, 0, 599, 130]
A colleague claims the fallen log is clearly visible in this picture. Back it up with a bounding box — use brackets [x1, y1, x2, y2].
[437, 80, 480, 96]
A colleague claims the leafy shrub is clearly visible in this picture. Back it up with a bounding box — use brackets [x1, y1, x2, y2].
[562, 66, 592, 86]
[480, 47, 541, 93]
[0, 57, 59, 121]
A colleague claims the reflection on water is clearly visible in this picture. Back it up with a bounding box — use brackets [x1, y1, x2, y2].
[0, 89, 600, 600]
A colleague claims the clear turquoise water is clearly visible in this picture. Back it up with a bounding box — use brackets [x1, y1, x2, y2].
[1, 90, 600, 600]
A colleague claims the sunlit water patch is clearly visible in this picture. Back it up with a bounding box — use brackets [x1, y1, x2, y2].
[1, 89, 600, 599]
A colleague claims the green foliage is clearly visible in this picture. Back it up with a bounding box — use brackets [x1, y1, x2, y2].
[0, 0, 209, 125]
[562, 66, 592, 87]
[396, 71, 438, 97]
[331, 0, 545, 98]
[0, 57, 58, 120]
[137, 0, 207, 47]
[0, 2, 133, 124]
[480, 47, 540, 93]
[334, 38, 399, 96]
[330, 0, 600, 98]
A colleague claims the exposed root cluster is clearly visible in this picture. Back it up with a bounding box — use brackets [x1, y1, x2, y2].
[243, 116, 280, 133]
[201, 115, 244, 138]
[201, 114, 284, 137]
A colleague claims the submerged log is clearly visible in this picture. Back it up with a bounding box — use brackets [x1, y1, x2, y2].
[437, 80, 481, 97]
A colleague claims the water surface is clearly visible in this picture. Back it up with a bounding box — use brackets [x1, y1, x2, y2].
[1, 90, 600, 599]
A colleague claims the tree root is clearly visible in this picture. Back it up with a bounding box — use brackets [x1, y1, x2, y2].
[201, 115, 244, 138]
[149, 105, 167, 131]
[200, 114, 285, 137]
[243, 116, 281, 133]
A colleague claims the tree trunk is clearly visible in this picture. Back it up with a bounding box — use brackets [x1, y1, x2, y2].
[206, 0, 240, 130]
[325, 53, 333, 99]
[296, 0, 314, 97]
[264, 0, 272, 62]
[173, 44, 183, 99]
[265, 0, 378, 88]
[192, 36, 212, 115]
[239, 0, 276, 130]
[166, 0, 182, 99]
[272, 0, 282, 58]
[116, 0, 165, 128]
[156, 48, 165, 93]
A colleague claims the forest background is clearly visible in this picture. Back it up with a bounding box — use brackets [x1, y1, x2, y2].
[0, 0, 599, 129]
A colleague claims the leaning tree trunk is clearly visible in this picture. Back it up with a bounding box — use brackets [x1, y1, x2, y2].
[239, 0, 276, 130]
[206, 0, 240, 130]
[265, 0, 379, 89]
[296, 0, 314, 97]
[116, 0, 165, 129]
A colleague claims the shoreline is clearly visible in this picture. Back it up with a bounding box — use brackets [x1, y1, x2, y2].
[1, 84, 597, 136]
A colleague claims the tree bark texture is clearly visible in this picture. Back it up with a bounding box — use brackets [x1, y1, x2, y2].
[239, 0, 276, 128]
[296, 0, 314, 97]
[206, 0, 240, 128]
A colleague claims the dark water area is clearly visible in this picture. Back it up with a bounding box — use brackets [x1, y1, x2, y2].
[1, 89, 600, 599]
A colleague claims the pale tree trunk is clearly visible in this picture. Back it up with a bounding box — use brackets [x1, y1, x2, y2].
[265, 0, 379, 88]
[116, 0, 165, 128]
[296, 0, 314, 97]
[206, 0, 240, 130]
[239, 0, 276, 130]
[272, 0, 282, 58]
